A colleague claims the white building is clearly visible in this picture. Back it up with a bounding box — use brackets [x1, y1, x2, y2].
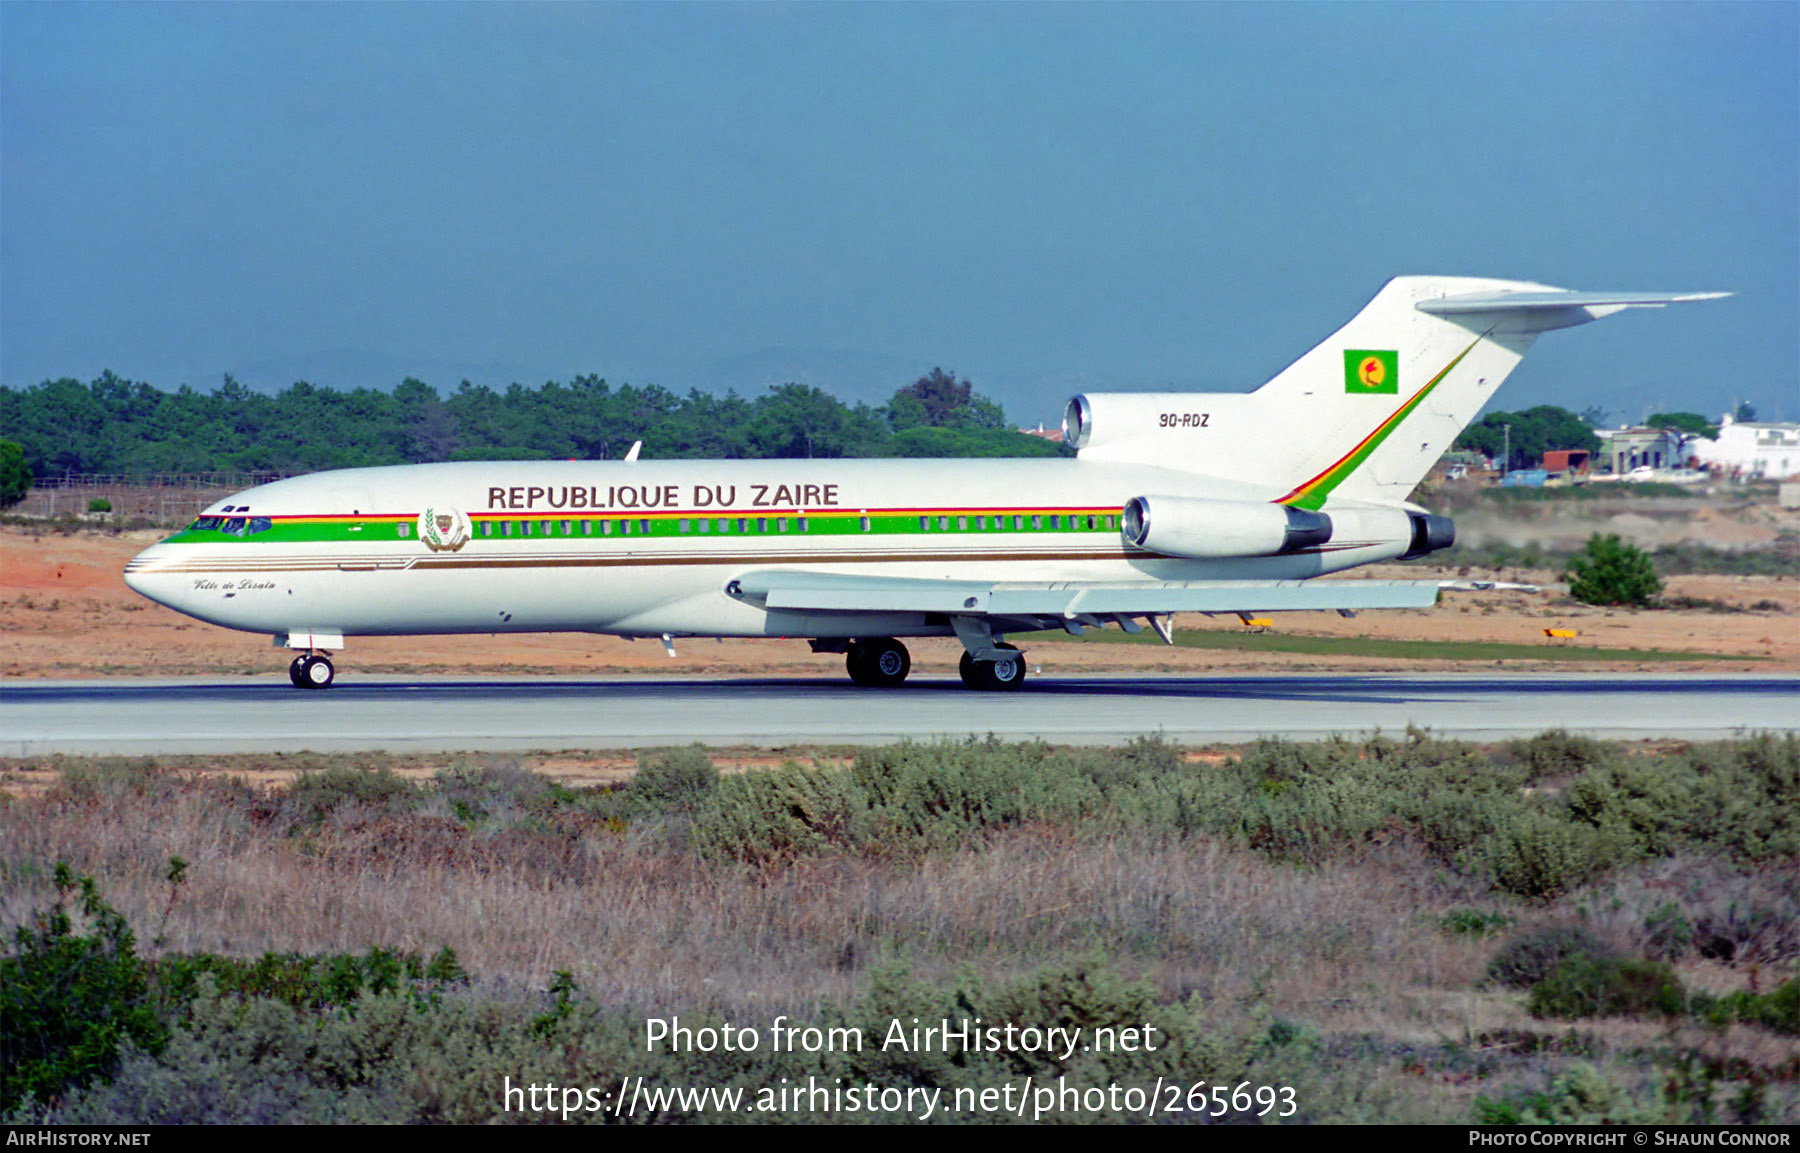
[1694, 414, 1800, 480]
[1593, 426, 1690, 474]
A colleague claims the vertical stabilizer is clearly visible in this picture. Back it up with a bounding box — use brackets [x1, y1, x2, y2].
[1074, 276, 1727, 506]
[1263, 276, 1546, 508]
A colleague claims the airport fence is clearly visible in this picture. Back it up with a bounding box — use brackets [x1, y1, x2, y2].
[11, 472, 289, 525]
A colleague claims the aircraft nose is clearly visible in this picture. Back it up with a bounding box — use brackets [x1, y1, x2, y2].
[123, 543, 177, 607]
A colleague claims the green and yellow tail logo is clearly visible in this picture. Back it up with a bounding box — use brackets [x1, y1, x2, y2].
[1344, 349, 1398, 394]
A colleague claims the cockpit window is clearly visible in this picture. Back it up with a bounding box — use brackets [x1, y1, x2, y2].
[192, 516, 222, 531]
[222, 517, 248, 536]
[249, 516, 272, 534]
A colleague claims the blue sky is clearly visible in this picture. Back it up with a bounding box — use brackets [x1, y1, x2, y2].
[3, 1, 1795, 426]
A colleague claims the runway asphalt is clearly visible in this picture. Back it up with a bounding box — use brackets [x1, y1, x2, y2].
[1, 673, 1795, 755]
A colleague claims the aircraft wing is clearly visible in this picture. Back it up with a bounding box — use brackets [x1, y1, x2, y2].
[732, 570, 1442, 620]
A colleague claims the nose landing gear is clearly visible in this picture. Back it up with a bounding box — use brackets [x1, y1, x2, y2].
[289, 652, 336, 690]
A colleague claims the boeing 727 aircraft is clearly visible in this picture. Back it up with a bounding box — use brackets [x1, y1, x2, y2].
[124, 276, 1726, 690]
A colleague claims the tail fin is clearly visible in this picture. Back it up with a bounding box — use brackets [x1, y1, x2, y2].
[1070, 275, 1727, 506]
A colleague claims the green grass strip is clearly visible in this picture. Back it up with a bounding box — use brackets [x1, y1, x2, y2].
[1014, 627, 1761, 663]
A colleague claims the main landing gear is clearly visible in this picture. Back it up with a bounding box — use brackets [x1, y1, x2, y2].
[846, 638, 911, 687]
[289, 652, 335, 690]
[959, 643, 1027, 692]
[837, 637, 1028, 691]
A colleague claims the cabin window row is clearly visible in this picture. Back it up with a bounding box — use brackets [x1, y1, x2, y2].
[479, 519, 658, 537]
[467, 513, 1117, 538]
[916, 513, 1115, 532]
[474, 517, 804, 537]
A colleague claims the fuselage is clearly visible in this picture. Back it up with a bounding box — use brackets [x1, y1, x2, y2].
[123, 457, 1416, 642]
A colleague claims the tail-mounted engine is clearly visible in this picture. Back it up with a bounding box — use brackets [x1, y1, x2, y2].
[1401, 512, 1456, 560]
[1122, 496, 1333, 559]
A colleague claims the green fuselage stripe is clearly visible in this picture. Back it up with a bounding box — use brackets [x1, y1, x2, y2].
[163, 508, 1124, 547]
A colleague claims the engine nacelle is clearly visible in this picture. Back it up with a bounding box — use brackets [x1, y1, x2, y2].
[1314, 506, 1454, 561]
[1401, 512, 1456, 560]
[1122, 496, 1333, 559]
[1062, 392, 1253, 453]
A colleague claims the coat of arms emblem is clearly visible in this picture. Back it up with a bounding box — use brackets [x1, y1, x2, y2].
[418, 507, 472, 552]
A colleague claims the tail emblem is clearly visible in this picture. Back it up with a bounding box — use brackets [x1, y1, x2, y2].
[1345, 349, 1398, 394]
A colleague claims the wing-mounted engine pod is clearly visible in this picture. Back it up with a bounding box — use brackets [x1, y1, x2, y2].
[1122, 496, 1333, 559]
[1400, 513, 1456, 560]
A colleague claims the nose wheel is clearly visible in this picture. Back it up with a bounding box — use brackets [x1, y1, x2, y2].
[289, 653, 336, 690]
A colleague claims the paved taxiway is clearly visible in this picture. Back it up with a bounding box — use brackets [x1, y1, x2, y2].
[1, 673, 1795, 755]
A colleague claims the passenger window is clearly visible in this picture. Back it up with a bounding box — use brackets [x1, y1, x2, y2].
[860, 516, 871, 533]
[561, 520, 572, 535]
[1014, 515, 1024, 531]
[718, 518, 729, 533]
[679, 519, 691, 533]
[1086, 516, 1095, 530]
[956, 516, 967, 531]
[738, 518, 748, 533]
[503, 522, 513, 537]
[601, 521, 613, 535]
[938, 516, 950, 531]
[697, 519, 710, 534]
[639, 519, 650, 534]
[1105, 515, 1115, 530]
[397, 522, 409, 538]
[524, 521, 535, 536]
[919, 516, 930, 531]
[791, 517, 801, 533]
[480, 522, 492, 537]
[1031, 515, 1042, 530]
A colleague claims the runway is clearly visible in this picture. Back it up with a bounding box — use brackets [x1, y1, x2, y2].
[1, 673, 1795, 755]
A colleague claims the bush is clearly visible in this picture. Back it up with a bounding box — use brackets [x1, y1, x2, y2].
[0, 866, 166, 1112]
[1509, 731, 1614, 781]
[632, 746, 720, 813]
[1474, 1063, 1657, 1124]
[1527, 956, 1685, 1020]
[284, 765, 422, 826]
[1486, 927, 1616, 989]
[1690, 978, 1800, 1036]
[1440, 909, 1514, 937]
[86, 498, 112, 514]
[1566, 534, 1662, 607]
[1643, 903, 1694, 961]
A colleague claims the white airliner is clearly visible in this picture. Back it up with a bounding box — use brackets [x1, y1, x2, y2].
[124, 276, 1725, 691]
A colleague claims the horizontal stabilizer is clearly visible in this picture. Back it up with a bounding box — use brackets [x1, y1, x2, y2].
[734, 571, 1442, 618]
[1418, 290, 1730, 315]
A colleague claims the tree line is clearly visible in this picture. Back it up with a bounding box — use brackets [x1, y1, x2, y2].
[0, 367, 1062, 484]
[1453, 406, 1721, 472]
[2, 366, 1727, 507]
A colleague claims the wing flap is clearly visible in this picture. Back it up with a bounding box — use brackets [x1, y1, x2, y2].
[735, 571, 1441, 616]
